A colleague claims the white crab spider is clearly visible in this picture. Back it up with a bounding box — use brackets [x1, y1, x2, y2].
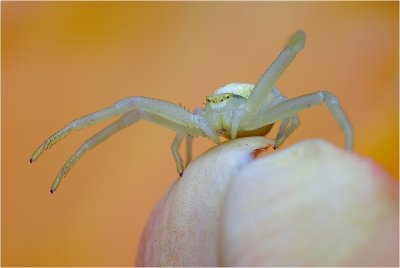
[31, 31, 353, 193]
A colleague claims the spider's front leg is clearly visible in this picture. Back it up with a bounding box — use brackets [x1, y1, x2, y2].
[49, 110, 141, 193]
[30, 103, 125, 163]
[32, 97, 219, 193]
[231, 30, 305, 139]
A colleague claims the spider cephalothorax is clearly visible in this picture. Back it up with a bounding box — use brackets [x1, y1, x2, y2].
[31, 31, 353, 193]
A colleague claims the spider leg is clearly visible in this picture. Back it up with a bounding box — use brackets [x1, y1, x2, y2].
[274, 115, 300, 149]
[35, 98, 218, 192]
[31, 97, 219, 163]
[172, 132, 185, 176]
[155, 108, 206, 177]
[186, 135, 193, 166]
[263, 90, 300, 149]
[230, 31, 305, 139]
[243, 91, 353, 150]
[30, 105, 125, 163]
[50, 110, 140, 193]
[247, 30, 305, 111]
[184, 107, 204, 167]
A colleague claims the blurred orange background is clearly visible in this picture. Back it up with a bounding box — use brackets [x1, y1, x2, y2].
[1, 2, 398, 266]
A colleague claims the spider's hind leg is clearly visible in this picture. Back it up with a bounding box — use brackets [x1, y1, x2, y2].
[243, 91, 353, 150]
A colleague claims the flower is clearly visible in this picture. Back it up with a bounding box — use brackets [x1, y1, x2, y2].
[136, 138, 398, 266]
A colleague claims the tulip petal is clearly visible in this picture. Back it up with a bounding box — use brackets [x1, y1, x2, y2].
[136, 137, 274, 266]
[220, 139, 398, 266]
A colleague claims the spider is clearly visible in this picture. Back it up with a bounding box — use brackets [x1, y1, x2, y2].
[31, 31, 353, 193]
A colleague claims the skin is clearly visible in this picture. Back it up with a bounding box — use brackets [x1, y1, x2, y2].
[31, 31, 353, 193]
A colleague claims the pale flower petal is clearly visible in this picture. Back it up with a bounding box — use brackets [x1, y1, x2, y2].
[136, 138, 398, 266]
[220, 140, 398, 266]
[136, 137, 274, 266]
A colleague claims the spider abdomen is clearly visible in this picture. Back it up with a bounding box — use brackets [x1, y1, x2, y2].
[220, 124, 274, 140]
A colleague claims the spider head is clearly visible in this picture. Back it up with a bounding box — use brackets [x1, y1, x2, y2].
[206, 93, 233, 104]
[205, 83, 255, 110]
[212, 83, 254, 99]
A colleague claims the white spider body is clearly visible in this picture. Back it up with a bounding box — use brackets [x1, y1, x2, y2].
[31, 31, 353, 193]
[204, 83, 273, 139]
